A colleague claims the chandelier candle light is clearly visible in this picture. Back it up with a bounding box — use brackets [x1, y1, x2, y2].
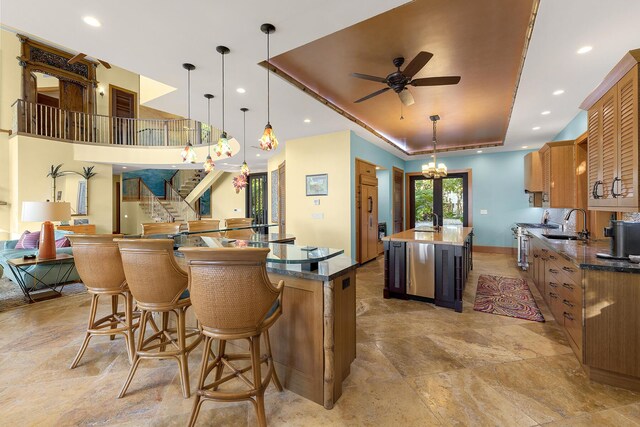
[214, 46, 233, 158]
[203, 93, 215, 173]
[259, 23, 278, 151]
[422, 114, 448, 178]
[180, 63, 198, 164]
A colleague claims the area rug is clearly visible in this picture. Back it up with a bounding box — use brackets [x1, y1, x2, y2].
[473, 275, 544, 322]
[0, 277, 86, 312]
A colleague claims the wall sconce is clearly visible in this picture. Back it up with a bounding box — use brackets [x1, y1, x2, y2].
[98, 87, 105, 97]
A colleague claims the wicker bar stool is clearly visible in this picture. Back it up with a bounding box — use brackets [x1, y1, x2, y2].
[115, 238, 202, 398]
[224, 218, 255, 239]
[187, 219, 222, 237]
[180, 247, 284, 427]
[67, 234, 138, 369]
[141, 222, 181, 236]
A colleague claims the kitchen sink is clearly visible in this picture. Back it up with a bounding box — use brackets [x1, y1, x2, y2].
[543, 233, 581, 240]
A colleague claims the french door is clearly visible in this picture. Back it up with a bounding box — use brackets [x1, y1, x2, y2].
[409, 173, 469, 228]
[246, 173, 268, 231]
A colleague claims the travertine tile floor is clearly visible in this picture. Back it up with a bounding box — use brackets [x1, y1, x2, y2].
[1, 253, 639, 426]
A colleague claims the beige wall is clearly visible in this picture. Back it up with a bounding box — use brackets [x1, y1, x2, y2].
[96, 65, 140, 117]
[8, 135, 113, 237]
[120, 201, 153, 235]
[211, 172, 246, 221]
[273, 131, 352, 255]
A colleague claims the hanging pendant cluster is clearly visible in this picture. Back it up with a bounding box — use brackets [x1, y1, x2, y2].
[259, 23, 278, 151]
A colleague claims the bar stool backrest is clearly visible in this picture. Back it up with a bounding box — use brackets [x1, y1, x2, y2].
[67, 234, 126, 292]
[141, 222, 181, 236]
[187, 219, 222, 237]
[224, 218, 255, 240]
[115, 239, 188, 307]
[180, 247, 279, 334]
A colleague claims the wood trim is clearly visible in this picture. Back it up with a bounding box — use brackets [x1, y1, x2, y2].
[0, 129, 11, 135]
[392, 166, 404, 233]
[474, 245, 516, 255]
[404, 169, 473, 230]
[580, 49, 640, 110]
[109, 84, 138, 119]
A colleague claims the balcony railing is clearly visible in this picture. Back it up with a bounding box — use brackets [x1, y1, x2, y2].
[11, 99, 221, 147]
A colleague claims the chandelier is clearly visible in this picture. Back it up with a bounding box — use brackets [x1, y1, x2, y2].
[422, 114, 447, 178]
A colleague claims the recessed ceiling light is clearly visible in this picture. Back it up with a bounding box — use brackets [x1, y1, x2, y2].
[172, 165, 177, 168]
[522, 145, 529, 149]
[236, 88, 246, 94]
[553, 89, 565, 96]
[223, 163, 228, 165]
[577, 46, 593, 54]
[375, 166, 381, 170]
[477, 150, 483, 153]
[532, 126, 541, 131]
[541, 110, 551, 115]
[304, 119, 311, 123]
[82, 16, 101, 27]
[122, 166, 127, 169]
[256, 154, 261, 157]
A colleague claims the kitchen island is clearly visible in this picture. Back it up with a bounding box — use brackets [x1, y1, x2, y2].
[382, 226, 473, 312]
[528, 229, 640, 392]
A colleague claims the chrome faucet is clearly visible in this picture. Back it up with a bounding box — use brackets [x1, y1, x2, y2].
[431, 212, 440, 231]
[564, 208, 589, 240]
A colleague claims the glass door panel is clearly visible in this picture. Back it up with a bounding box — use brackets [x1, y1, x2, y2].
[442, 177, 464, 225]
[414, 178, 434, 227]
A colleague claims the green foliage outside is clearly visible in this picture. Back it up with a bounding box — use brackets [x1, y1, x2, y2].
[414, 178, 464, 224]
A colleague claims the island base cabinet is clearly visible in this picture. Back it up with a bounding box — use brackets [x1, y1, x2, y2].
[384, 240, 407, 299]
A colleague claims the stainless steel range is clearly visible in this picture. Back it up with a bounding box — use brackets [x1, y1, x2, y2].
[511, 222, 559, 270]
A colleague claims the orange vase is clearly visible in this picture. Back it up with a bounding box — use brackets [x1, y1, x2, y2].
[38, 221, 56, 260]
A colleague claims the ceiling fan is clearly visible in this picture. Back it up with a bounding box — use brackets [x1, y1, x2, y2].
[68, 52, 111, 69]
[352, 51, 460, 106]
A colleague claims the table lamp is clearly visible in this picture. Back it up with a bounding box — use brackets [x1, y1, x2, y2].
[22, 201, 71, 260]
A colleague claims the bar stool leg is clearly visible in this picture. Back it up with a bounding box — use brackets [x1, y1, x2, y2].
[176, 308, 191, 398]
[70, 293, 99, 369]
[250, 335, 267, 427]
[212, 339, 227, 391]
[188, 335, 211, 427]
[110, 294, 118, 340]
[118, 310, 148, 398]
[159, 311, 169, 352]
[123, 291, 136, 364]
[263, 330, 283, 392]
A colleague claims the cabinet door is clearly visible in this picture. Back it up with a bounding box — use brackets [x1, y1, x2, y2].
[542, 149, 551, 207]
[616, 67, 639, 207]
[588, 103, 603, 206]
[601, 88, 618, 205]
[385, 241, 406, 296]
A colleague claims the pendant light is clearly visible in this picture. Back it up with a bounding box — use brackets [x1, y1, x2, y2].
[422, 115, 448, 178]
[214, 46, 233, 158]
[180, 63, 198, 164]
[240, 107, 250, 176]
[259, 23, 278, 151]
[203, 93, 215, 173]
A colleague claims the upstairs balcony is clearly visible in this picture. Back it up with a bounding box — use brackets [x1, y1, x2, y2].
[11, 99, 222, 147]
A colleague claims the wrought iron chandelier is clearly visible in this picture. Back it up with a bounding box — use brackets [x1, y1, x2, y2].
[422, 115, 447, 178]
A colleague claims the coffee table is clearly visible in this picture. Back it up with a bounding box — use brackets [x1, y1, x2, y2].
[7, 254, 76, 303]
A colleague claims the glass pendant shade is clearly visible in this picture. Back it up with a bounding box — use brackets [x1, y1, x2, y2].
[259, 123, 278, 151]
[181, 142, 197, 164]
[214, 132, 232, 157]
[203, 155, 215, 173]
[241, 161, 250, 177]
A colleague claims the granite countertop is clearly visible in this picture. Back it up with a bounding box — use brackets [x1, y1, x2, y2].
[527, 229, 640, 274]
[382, 226, 473, 246]
[266, 254, 358, 281]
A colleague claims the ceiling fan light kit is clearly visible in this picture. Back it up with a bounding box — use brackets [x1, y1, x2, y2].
[259, 23, 279, 151]
[215, 46, 233, 159]
[352, 51, 460, 106]
[181, 63, 197, 164]
[422, 114, 447, 178]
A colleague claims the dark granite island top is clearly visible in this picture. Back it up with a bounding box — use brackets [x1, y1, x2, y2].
[382, 225, 474, 246]
[527, 229, 640, 274]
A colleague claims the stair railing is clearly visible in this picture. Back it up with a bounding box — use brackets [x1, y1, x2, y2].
[164, 180, 200, 222]
[139, 179, 175, 223]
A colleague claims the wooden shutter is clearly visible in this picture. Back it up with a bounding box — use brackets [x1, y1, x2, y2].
[600, 89, 618, 202]
[587, 105, 601, 204]
[617, 67, 638, 207]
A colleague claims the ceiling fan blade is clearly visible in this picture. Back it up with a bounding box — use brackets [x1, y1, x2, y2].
[354, 87, 391, 103]
[98, 59, 112, 69]
[68, 53, 87, 64]
[398, 89, 415, 106]
[411, 76, 461, 86]
[351, 73, 387, 83]
[402, 51, 433, 78]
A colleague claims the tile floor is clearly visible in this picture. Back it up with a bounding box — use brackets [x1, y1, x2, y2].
[1, 253, 639, 426]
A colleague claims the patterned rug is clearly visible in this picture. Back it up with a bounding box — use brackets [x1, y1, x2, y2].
[0, 276, 86, 312]
[473, 275, 544, 322]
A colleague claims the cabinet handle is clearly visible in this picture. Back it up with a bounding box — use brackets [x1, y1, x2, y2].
[563, 299, 574, 307]
[533, 254, 539, 258]
[548, 282, 558, 288]
[562, 266, 575, 273]
[594, 180, 603, 199]
[611, 177, 622, 198]
[549, 268, 559, 274]
[550, 292, 559, 299]
[562, 283, 574, 290]
[563, 312, 574, 321]
[549, 255, 557, 260]
[541, 249, 548, 253]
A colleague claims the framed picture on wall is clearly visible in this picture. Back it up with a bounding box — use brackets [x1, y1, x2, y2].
[306, 174, 328, 196]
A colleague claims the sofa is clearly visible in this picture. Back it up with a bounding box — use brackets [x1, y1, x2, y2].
[0, 230, 80, 289]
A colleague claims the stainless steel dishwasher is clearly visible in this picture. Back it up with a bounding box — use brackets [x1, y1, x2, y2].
[406, 242, 435, 298]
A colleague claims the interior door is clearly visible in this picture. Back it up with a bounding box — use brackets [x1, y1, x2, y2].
[393, 167, 404, 234]
[111, 87, 136, 145]
[409, 173, 468, 228]
[278, 162, 286, 234]
[246, 173, 268, 233]
[59, 80, 85, 140]
[360, 184, 378, 263]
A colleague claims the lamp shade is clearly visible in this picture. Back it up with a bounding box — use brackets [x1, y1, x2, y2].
[22, 201, 71, 222]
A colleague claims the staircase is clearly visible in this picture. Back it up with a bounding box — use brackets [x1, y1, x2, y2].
[174, 170, 206, 198]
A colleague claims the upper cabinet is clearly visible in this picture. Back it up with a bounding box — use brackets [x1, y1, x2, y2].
[540, 141, 576, 208]
[582, 50, 640, 211]
[524, 152, 543, 192]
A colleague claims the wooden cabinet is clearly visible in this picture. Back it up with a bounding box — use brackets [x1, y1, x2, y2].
[359, 175, 379, 263]
[540, 141, 576, 208]
[524, 152, 543, 192]
[584, 55, 640, 211]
